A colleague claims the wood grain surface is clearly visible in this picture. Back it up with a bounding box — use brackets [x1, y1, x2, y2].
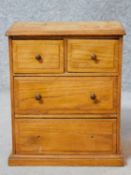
[6, 21, 125, 36]
[15, 119, 117, 154]
[67, 39, 119, 72]
[14, 77, 117, 114]
[12, 40, 64, 73]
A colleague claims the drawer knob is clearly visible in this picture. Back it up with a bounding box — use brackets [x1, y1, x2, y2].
[35, 54, 42, 61]
[35, 94, 42, 101]
[91, 54, 97, 60]
[90, 93, 96, 100]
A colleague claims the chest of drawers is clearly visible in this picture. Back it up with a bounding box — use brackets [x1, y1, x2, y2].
[6, 22, 125, 166]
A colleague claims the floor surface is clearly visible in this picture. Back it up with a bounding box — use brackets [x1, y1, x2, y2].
[0, 90, 131, 175]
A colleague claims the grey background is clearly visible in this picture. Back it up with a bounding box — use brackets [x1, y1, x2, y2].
[0, 1, 131, 175]
[0, 0, 131, 91]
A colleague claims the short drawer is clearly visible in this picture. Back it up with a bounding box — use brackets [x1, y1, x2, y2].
[14, 77, 117, 114]
[67, 39, 119, 73]
[12, 40, 64, 73]
[15, 119, 117, 155]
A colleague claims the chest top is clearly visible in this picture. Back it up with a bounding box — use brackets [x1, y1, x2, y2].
[6, 21, 125, 36]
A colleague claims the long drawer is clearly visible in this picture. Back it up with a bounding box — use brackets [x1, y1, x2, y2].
[14, 77, 117, 114]
[15, 119, 117, 155]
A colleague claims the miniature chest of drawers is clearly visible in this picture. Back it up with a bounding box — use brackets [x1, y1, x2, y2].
[6, 22, 125, 166]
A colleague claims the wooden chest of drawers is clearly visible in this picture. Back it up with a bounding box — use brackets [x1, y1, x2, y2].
[6, 22, 125, 166]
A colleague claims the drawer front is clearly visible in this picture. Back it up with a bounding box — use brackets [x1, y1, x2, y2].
[67, 39, 119, 73]
[14, 77, 117, 114]
[12, 40, 64, 73]
[15, 119, 117, 154]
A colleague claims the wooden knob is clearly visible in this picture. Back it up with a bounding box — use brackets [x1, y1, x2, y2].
[35, 54, 42, 61]
[91, 54, 97, 60]
[35, 94, 42, 101]
[90, 93, 96, 100]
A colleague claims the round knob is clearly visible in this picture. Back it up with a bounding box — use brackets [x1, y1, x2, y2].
[35, 94, 42, 101]
[91, 54, 97, 60]
[90, 93, 96, 100]
[35, 54, 42, 61]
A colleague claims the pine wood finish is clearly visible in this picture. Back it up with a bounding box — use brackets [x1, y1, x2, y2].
[14, 77, 117, 114]
[6, 22, 125, 166]
[6, 21, 125, 36]
[13, 40, 64, 73]
[15, 119, 117, 154]
[67, 39, 119, 72]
